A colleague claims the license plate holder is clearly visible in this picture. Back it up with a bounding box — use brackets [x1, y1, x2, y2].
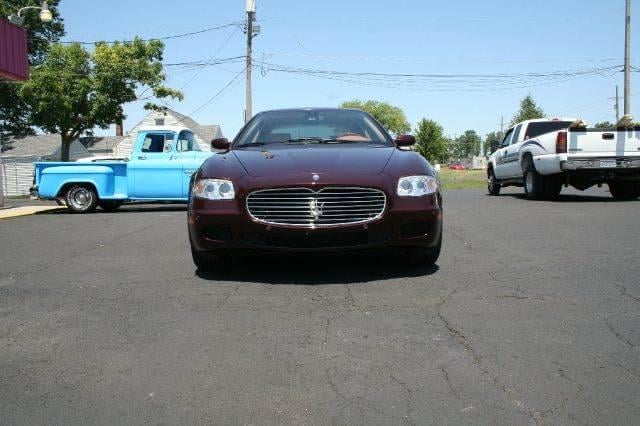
[599, 160, 617, 168]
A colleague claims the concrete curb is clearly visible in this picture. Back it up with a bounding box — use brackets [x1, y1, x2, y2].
[0, 205, 67, 220]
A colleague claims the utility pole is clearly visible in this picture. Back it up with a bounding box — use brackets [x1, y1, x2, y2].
[623, 0, 631, 115]
[615, 85, 620, 122]
[245, 0, 256, 123]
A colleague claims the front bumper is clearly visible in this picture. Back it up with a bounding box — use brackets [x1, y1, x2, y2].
[188, 193, 442, 255]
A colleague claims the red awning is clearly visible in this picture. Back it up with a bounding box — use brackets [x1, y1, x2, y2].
[0, 18, 29, 81]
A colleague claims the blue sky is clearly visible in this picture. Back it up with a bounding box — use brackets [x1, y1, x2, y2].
[59, 0, 637, 139]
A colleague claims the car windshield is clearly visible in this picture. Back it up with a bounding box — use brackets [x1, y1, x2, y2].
[234, 109, 393, 147]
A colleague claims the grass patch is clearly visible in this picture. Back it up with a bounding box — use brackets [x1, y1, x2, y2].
[437, 168, 487, 190]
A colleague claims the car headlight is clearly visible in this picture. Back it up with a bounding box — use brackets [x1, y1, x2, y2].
[193, 179, 235, 200]
[397, 175, 438, 197]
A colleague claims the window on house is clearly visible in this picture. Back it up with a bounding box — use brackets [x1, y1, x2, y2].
[155, 118, 165, 126]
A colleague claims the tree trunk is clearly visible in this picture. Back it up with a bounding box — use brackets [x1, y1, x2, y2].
[60, 135, 73, 162]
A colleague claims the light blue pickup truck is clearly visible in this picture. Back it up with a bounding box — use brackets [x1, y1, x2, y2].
[32, 126, 214, 212]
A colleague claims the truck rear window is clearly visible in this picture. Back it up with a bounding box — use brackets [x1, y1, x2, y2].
[525, 122, 572, 139]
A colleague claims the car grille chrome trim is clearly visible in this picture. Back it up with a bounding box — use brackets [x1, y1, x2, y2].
[246, 187, 387, 227]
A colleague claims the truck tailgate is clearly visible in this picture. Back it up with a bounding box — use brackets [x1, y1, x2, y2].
[568, 129, 640, 155]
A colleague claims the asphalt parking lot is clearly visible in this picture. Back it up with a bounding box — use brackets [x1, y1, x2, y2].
[1, 187, 639, 424]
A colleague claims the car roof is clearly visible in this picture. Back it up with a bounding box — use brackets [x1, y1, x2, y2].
[256, 107, 364, 114]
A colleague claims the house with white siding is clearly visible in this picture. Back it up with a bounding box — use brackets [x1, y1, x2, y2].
[113, 108, 223, 158]
[1, 135, 91, 196]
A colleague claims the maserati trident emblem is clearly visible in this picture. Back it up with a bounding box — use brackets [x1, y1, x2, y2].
[309, 198, 323, 220]
[312, 174, 320, 181]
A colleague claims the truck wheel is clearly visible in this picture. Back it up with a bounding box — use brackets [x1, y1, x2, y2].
[65, 184, 98, 213]
[543, 174, 563, 200]
[523, 162, 546, 200]
[609, 181, 640, 200]
[488, 168, 501, 196]
[98, 200, 123, 212]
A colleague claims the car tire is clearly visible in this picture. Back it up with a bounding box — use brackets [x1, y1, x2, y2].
[488, 168, 501, 196]
[191, 247, 231, 272]
[65, 184, 98, 213]
[408, 232, 442, 266]
[98, 200, 123, 212]
[523, 162, 546, 200]
[609, 181, 640, 200]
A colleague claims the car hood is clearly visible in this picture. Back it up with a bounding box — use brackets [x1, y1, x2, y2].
[231, 146, 395, 177]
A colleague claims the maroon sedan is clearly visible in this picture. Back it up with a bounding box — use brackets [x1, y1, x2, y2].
[188, 108, 442, 270]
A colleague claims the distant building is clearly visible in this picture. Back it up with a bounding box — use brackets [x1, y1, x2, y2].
[114, 108, 222, 158]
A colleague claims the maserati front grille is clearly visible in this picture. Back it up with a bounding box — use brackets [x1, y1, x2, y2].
[246, 187, 387, 227]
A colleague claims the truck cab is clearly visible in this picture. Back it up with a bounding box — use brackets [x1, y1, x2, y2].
[32, 126, 215, 212]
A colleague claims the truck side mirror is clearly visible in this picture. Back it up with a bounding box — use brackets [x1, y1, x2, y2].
[211, 138, 230, 150]
[395, 134, 416, 147]
[491, 140, 500, 153]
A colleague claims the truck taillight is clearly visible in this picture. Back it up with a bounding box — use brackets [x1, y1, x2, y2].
[556, 131, 567, 153]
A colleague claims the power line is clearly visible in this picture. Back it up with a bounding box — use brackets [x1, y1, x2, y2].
[59, 22, 243, 45]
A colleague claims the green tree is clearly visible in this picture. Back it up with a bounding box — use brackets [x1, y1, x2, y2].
[450, 130, 481, 159]
[0, 0, 65, 139]
[21, 40, 182, 161]
[484, 131, 502, 156]
[414, 118, 448, 164]
[511, 94, 545, 125]
[594, 121, 615, 128]
[340, 100, 410, 135]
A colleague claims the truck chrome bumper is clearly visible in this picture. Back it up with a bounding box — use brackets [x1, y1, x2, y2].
[561, 158, 640, 171]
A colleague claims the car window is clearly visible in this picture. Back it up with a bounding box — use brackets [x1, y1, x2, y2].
[176, 131, 200, 152]
[511, 124, 523, 145]
[501, 129, 514, 147]
[141, 132, 175, 153]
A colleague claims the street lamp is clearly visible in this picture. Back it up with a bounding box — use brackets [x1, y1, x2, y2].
[7, 1, 52, 26]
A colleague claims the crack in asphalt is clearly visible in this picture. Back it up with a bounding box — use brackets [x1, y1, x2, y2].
[604, 317, 635, 349]
[436, 289, 545, 424]
[388, 373, 415, 425]
[613, 283, 640, 303]
[439, 366, 460, 400]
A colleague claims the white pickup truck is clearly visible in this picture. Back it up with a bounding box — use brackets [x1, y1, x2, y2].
[487, 117, 640, 200]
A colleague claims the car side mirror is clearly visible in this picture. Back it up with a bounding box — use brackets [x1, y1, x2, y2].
[491, 140, 501, 153]
[395, 134, 416, 147]
[211, 137, 230, 150]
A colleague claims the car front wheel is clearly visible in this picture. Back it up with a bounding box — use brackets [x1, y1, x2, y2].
[488, 168, 501, 196]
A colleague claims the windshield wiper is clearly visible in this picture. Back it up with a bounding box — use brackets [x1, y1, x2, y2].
[237, 141, 269, 148]
[318, 139, 363, 144]
[284, 137, 324, 144]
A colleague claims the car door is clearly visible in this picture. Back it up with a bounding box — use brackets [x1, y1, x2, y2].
[503, 124, 524, 178]
[494, 128, 514, 179]
[130, 131, 182, 198]
[175, 130, 211, 198]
